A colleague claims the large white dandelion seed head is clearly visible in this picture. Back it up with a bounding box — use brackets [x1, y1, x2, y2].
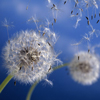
[3, 30, 60, 84]
[68, 51, 100, 85]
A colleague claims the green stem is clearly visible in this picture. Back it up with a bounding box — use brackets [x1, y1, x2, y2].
[26, 81, 39, 100]
[26, 63, 69, 100]
[53, 63, 69, 71]
[0, 74, 13, 93]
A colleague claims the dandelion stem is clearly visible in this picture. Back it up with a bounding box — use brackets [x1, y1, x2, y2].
[26, 63, 69, 100]
[0, 74, 13, 93]
[53, 63, 69, 71]
[26, 81, 39, 100]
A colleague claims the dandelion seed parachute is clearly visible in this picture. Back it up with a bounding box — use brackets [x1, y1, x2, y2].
[68, 51, 100, 85]
[3, 30, 60, 84]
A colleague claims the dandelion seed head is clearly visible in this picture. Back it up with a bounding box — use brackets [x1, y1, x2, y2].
[68, 51, 100, 85]
[3, 30, 60, 84]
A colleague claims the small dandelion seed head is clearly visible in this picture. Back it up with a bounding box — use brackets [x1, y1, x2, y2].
[3, 30, 60, 84]
[68, 51, 100, 85]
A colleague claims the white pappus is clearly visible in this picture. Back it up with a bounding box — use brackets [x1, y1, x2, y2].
[2, 29, 61, 85]
[68, 51, 100, 85]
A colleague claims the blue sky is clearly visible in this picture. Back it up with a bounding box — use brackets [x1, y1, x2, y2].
[1, 0, 100, 100]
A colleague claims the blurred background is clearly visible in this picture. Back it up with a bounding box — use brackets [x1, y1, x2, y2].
[0, 0, 100, 100]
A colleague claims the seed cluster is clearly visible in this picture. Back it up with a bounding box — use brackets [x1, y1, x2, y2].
[76, 62, 91, 73]
[19, 47, 40, 70]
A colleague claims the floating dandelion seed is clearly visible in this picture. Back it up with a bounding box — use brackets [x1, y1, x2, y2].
[68, 51, 100, 85]
[47, 0, 62, 23]
[64, 1, 66, 4]
[69, 0, 100, 28]
[3, 30, 60, 84]
[2, 18, 14, 39]
[26, 0, 31, 10]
